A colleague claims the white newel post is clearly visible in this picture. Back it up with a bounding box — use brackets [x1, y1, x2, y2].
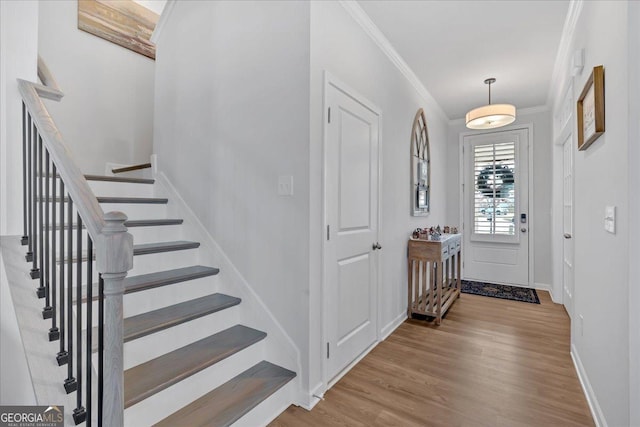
[96, 211, 133, 427]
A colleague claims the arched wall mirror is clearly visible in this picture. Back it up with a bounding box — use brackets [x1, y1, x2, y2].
[411, 108, 430, 216]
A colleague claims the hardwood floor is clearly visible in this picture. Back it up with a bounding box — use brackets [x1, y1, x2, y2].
[271, 291, 594, 427]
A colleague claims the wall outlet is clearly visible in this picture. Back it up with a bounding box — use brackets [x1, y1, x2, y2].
[278, 175, 293, 196]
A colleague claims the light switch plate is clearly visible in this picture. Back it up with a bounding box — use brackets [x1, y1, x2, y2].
[278, 175, 293, 196]
[604, 206, 616, 234]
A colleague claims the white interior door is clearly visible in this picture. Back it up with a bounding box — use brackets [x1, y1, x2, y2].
[562, 136, 574, 317]
[463, 128, 529, 286]
[324, 79, 379, 383]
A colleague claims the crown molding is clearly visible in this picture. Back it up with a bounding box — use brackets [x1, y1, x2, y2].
[448, 105, 550, 127]
[546, 0, 584, 112]
[338, 0, 449, 122]
[150, 0, 177, 45]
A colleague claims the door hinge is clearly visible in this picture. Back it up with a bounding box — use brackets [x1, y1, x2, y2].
[327, 225, 330, 241]
[328, 107, 331, 123]
[327, 342, 330, 358]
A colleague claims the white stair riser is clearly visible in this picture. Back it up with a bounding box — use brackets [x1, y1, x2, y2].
[123, 305, 241, 369]
[87, 181, 155, 198]
[99, 203, 168, 220]
[124, 340, 266, 427]
[123, 275, 219, 317]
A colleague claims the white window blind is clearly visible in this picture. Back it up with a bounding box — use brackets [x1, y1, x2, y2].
[473, 142, 516, 236]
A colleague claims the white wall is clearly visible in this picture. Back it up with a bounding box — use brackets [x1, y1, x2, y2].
[627, 3, 640, 425]
[446, 109, 553, 289]
[133, 0, 166, 16]
[549, 2, 630, 426]
[154, 0, 450, 404]
[0, 0, 39, 235]
[309, 1, 449, 398]
[0, 0, 39, 404]
[38, 0, 155, 175]
[153, 0, 312, 395]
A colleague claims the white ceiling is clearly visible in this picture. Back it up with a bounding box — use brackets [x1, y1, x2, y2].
[358, 0, 570, 120]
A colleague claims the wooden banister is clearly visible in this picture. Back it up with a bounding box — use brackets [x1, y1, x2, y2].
[18, 79, 106, 239]
[18, 57, 132, 426]
[37, 55, 61, 94]
[112, 162, 152, 174]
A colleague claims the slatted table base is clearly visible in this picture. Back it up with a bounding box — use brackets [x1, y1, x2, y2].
[407, 234, 462, 325]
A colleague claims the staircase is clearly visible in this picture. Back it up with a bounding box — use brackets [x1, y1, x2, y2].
[11, 58, 297, 426]
[84, 174, 296, 425]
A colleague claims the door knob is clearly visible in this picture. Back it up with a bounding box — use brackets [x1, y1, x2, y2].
[564, 233, 572, 239]
[520, 228, 527, 233]
[372, 242, 382, 250]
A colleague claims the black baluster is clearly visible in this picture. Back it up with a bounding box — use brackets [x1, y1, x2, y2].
[86, 237, 93, 427]
[21, 103, 28, 246]
[30, 121, 39, 280]
[98, 275, 104, 426]
[37, 135, 45, 298]
[42, 147, 53, 318]
[26, 114, 33, 263]
[49, 165, 60, 341]
[64, 197, 77, 393]
[56, 180, 68, 366]
[73, 214, 86, 425]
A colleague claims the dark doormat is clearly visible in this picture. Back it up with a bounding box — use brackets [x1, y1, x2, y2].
[461, 280, 540, 304]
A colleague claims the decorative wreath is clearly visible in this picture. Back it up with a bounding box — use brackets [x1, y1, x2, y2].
[476, 165, 514, 198]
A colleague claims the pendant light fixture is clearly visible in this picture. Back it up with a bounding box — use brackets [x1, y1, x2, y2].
[465, 78, 516, 130]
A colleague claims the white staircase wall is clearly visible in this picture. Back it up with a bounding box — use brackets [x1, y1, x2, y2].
[38, 0, 155, 175]
[152, 0, 310, 403]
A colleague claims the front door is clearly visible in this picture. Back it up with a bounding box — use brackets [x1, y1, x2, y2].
[324, 79, 379, 383]
[463, 128, 530, 286]
[562, 135, 574, 317]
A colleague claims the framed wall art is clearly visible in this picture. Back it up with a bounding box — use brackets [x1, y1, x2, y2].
[577, 65, 605, 151]
[78, 0, 159, 59]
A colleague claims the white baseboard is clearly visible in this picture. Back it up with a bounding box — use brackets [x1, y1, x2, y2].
[571, 344, 607, 427]
[297, 382, 324, 411]
[534, 282, 553, 298]
[380, 311, 407, 341]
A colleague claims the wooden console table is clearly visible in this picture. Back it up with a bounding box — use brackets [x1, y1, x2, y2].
[407, 234, 461, 325]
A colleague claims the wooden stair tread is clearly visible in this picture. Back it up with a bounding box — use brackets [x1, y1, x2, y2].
[124, 325, 266, 408]
[154, 361, 296, 427]
[75, 266, 220, 303]
[58, 241, 200, 263]
[125, 219, 183, 227]
[97, 196, 168, 204]
[125, 265, 219, 294]
[124, 293, 240, 342]
[39, 196, 168, 204]
[45, 219, 183, 230]
[84, 174, 155, 184]
[133, 241, 200, 255]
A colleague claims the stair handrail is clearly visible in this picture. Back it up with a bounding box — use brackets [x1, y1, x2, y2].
[17, 56, 131, 426]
